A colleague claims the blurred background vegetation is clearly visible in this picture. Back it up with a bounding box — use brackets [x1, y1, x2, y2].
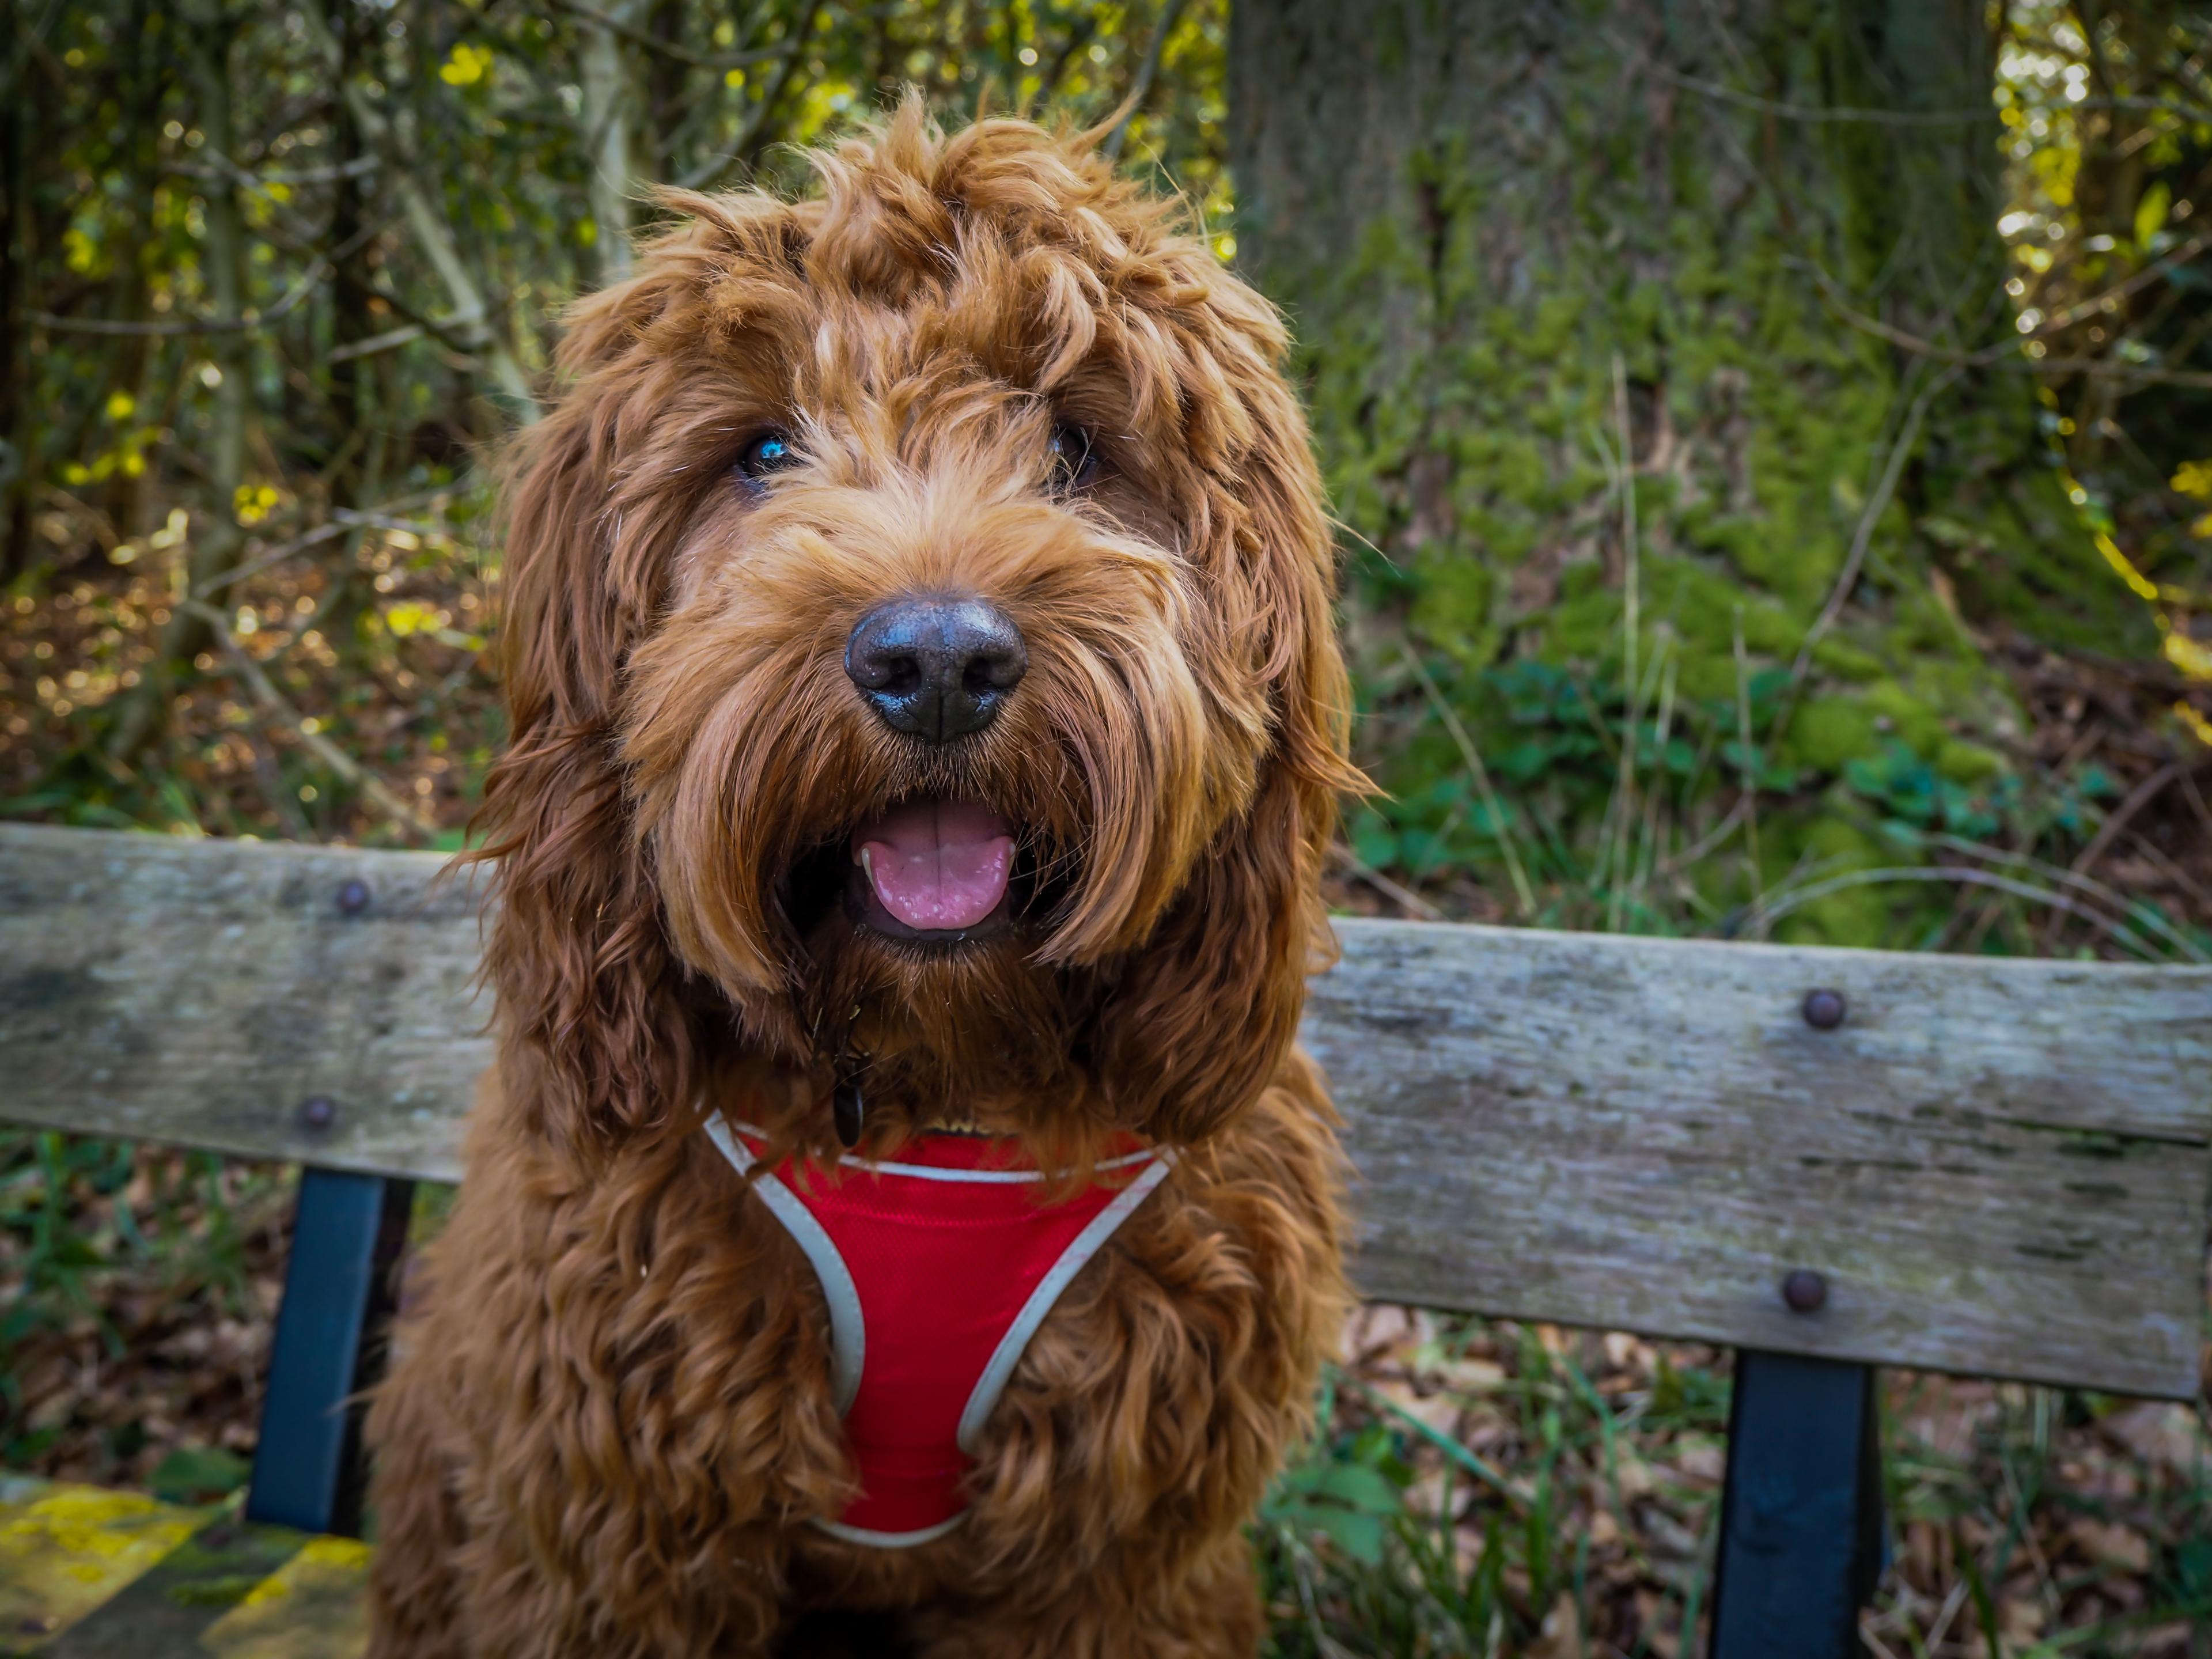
[3, 0, 2211, 1652]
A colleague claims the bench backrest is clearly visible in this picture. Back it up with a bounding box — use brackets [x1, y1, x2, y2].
[2, 822, 2207, 1399]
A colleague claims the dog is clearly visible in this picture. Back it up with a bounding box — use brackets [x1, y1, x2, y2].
[364, 99, 1360, 1658]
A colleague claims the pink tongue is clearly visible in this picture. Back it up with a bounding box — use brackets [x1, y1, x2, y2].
[855, 800, 1015, 931]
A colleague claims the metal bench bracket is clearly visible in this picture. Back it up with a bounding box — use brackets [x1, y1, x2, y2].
[244, 1168, 414, 1537]
[1709, 1349, 1887, 1658]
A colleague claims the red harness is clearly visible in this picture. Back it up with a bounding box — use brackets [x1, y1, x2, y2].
[705, 1118, 1171, 1547]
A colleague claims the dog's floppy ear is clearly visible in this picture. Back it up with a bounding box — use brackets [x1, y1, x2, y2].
[470, 271, 719, 1170]
[1089, 349, 1361, 1147]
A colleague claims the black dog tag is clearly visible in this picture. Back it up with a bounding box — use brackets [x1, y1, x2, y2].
[833, 1077, 865, 1150]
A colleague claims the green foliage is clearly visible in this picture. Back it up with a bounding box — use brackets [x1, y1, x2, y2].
[149, 1444, 252, 1505]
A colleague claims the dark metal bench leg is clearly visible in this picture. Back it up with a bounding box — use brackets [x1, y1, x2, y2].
[1709, 1349, 1887, 1658]
[245, 1167, 414, 1537]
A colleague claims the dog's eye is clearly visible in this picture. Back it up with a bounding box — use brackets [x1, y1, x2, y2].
[1047, 423, 1099, 491]
[733, 430, 797, 487]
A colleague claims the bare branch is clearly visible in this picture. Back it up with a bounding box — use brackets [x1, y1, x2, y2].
[1102, 0, 1193, 160]
[30, 259, 329, 337]
[537, 0, 794, 70]
[1635, 51, 1995, 126]
[183, 600, 441, 841]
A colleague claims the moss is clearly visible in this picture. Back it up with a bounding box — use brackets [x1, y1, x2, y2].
[1239, 2, 2143, 904]
[1785, 697, 1878, 775]
[1937, 737, 2006, 785]
[1861, 679, 1947, 757]
[1408, 547, 1498, 667]
[1768, 815, 1900, 948]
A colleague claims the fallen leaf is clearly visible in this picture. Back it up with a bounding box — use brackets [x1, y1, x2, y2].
[2069, 1517, 2152, 1572]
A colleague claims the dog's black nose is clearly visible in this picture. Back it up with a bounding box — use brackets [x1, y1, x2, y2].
[844, 597, 1027, 743]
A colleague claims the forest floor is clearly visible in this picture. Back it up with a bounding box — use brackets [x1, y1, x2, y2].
[5, 537, 2212, 1655]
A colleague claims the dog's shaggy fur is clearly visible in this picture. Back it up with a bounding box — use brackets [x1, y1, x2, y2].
[364, 101, 1359, 1658]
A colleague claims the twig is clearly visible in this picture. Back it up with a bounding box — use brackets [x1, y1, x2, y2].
[671, 3, 821, 191]
[1398, 646, 1537, 919]
[1331, 843, 1444, 922]
[30, 259, 329, 337]
[1732, 608, 1763, 927]
[2179, 764, 2212, 845]
[182, 600, 438, 840]
[1636, 51, 1994, 126]
[327, 323, 427, 363]
[1787, 364, 1961, 691]
[191, 520, 353, 597]
[2035, 233, 2212, 335]
[295, 4, 540, 419]
[1101, 0, 1192, 160]
[2071, 760, 2184, 877]
[2043, 759, 2192, 953]
[1605, 354, 1640, 933]
[1631, 641, 1678, 907]
[1744, 866, 2165, 960]
[539, 0, 791, 69]
[1657, 794, 1747, 877]
[168, 154, 378, 187]
[1800, 246, 2212, 390]
[332, 506, 452, 539]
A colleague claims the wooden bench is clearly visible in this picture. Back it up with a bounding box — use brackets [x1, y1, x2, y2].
[2, 820, 2207, 1656]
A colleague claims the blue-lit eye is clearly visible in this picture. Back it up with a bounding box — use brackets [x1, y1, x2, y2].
[733, 430, 796, 486]
[1048, 422, 1099, 491]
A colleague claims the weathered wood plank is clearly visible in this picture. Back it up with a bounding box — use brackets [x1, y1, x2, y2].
[2, 824, 2208, 1396]
[0, 825, 490, 1181]
[1311, 918, 2212, 1398]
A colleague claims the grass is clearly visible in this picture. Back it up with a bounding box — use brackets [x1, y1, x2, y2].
[1262, 1309, 2212, 1657]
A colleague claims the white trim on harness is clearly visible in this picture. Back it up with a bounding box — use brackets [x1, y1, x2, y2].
[725, 1122, 1157, 1184]
[703, 1115, 866, 1416]
[812, 1513, 967, 1550]
[955, 1150, 1175, 1455]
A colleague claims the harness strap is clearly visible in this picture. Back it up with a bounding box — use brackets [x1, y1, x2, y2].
[702, 1116, 1172, 1547]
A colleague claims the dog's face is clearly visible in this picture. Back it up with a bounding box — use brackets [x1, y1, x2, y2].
[484, 105, 1353, 1159]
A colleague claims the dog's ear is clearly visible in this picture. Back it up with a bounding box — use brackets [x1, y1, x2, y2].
[1089, 343, 1362, 1147]
[469, 272, 720, 1170]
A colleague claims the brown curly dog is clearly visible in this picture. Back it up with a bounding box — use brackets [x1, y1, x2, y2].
[364, 99, 1359, 1659]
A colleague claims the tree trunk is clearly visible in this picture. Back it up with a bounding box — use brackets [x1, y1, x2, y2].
[579, 3, 642, 286]
[0, 0, 51, 578]
[1228, 0, 2142, 934]
[108, 0, 252, 764]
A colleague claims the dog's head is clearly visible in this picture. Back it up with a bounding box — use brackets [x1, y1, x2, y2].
[481, 101, 1355, 1166]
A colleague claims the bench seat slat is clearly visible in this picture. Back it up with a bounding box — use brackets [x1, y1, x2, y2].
[2, 824, 2207, 1398]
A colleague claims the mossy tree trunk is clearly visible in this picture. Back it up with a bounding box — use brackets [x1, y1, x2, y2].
[1229, 1, 2143, 938]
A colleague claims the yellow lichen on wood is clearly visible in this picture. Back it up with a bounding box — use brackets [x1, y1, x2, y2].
[0, 1480, 203, 1647]
[199, 1535, 372, 1659]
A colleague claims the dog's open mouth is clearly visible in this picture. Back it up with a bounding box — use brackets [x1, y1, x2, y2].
[779, 795, 1042, 949]
[851, 798, 1014, 937]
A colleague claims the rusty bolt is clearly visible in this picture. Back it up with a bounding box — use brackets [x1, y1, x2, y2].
[1801, 988, 1846, 1030]
[1781, 1269, 1828, 1313]
[336, 878, 372, 916]
[298, 1096, 338, 1132]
